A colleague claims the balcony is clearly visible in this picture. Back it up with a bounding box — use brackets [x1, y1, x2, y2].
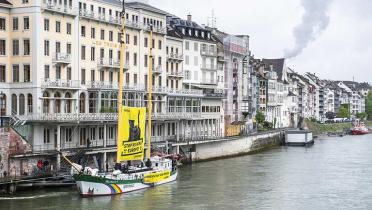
[97, 58, 124, 69]
[18, 113, 118, 123]
[201, 65, 217, 71]
[167, 89, 203, 96]
[87, 81, 145, 91]
[201, 80, 218, 85]
[142, 24, 167, 34]
[152, 112, 202, 120]
[166, 53, 183, 61]
[153, 66, 163, 74]
[52, 53, 71, 64]
[242, 95, 252, 101]
[167, 71, 184, 78]
[200, 49, 217, 57]
[41, 79, 80, 89]
[203, 89, 227, 98]
[42, 2, 77, 16]
[79, 10, 141, 30]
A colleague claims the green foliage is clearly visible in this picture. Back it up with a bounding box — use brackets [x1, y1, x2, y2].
[366, 91, 372, 120]
[263, 121, 273, 129]
[356, 112, 368, 120]
[325, 111, 336, 119]
[255, 111, 265, 125]
[337, 104, 350, 118]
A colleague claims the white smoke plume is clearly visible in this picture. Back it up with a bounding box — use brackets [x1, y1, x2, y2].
[284, 0, 332, 58]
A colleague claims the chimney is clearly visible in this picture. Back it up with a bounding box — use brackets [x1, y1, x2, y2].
[187, 13, 192, 21]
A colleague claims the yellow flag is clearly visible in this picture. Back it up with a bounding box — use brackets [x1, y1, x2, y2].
[117, 106, 146, 162]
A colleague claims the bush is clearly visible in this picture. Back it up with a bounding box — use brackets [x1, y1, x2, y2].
[263, 121, 273, 129]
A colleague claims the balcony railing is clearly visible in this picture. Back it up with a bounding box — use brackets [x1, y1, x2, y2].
[17, 111, 202, 122]
[167, 89, 203, 96]
[201, 80, 217, 85]
[52, 53, 71, 64]
[166, 53, 183, 61]
[200, 49, 217, 57]
[42, 2, 77, 16]
[142, 24, 166, 34]
[42, 79, 80, 89]
[87, 81, 146, 91]
[153, 66, 163, 74]
[97, 58, 121, 69]
[201, 65, 217, 71]
[79, 10, 142, 30]
[166, 71, 183, 78]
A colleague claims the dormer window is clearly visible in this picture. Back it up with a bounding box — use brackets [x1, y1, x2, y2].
[201, 31, 204, 38]
[195, 30, 198, 37]
[182, 28, 185, 34]
[188, 29, 192, 36]
[207, 33, 211, 39]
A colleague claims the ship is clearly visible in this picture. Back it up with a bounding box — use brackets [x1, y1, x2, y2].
[351, 122, 369, 135]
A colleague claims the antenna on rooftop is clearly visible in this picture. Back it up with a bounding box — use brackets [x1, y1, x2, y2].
[207, 10, 217, 28]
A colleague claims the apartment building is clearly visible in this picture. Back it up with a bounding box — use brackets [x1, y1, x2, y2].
[0, 0, 225, 171]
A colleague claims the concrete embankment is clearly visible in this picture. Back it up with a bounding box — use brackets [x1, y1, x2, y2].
[306, 120, 372, 136]
[175, 130, 284, 163]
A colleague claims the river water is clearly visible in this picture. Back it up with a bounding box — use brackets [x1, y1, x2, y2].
[1, 134, 372, 210]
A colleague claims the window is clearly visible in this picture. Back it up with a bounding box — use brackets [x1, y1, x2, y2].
[56, 66, 61, 79]
[185, 55, 189, 65]
[23, 39, 30, 55]
[185, 41, 189, 50]
[44, 19, 49, 31]
[158, 40, 162, 49]
[158, 57, 162, 67]
[66, 23, 71, 34]
[91, 47, 95, 61]
[144, 55, 148, 67]
[91, 27, 95, 39]
[67, 67, 71, 80]
[134, 74, 137, 84]
[194, 42, 198, 51]
[117, 32, 121, 43]
[13, 40, 19, 56]
[126, 34, 129, 44]
[99, 127, 104, 140]
[23, 17, 29, 30]
[55, 21, 61, 33]
[81, 69, 86, 84]
[24, 64, 30, 82]
[44, 40, 50, 56]
[100, 71, 104, 81]
[81, 45, 86, 60]
[91, 69, 95, 81]
[67, 43, 71, 54]
[65, 128, 72, 142]
[55, 41, 60, 53]
[152, 39, 155, 49]
[133, 53, 137, 66]
[81, 26, 86, 37]
[109, 71, 113, 82]
[44, 65, 49, 80]
[122, 73, 129, 86]
[12, 65, 19, 82]
[194, 56, 198, 66]
[0, 18, 5, 30]
[109, 31, 113, 41]
[134, 35, 138, 45]
[144, 37, 148, 47]
[100, 29, 105, 40]
[44, 129, 50, 143]
[0, 40, 5, 55]
[13, 17, 18, 30]
[0, 65, 5, 82]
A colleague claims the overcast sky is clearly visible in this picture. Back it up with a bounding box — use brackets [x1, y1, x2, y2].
[149, 0, 372, 83]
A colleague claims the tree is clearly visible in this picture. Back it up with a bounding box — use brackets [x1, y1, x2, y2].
[255, 111, 265, 126]
[356, 112, 367, 120]
[325, 111, 336, 120]
[337, 106, 349, 118]
[366, 91, 372, 120]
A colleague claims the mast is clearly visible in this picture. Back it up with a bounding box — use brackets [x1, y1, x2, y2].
[117, 0, 126, 163]
[147, 25, 154, 159]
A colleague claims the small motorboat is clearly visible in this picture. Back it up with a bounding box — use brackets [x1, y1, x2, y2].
[351, 122, 369, 135]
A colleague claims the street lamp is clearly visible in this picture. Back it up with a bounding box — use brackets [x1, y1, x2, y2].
[0, 91, 4, 127]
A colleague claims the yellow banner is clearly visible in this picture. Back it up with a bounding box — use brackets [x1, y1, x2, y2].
[117, 106, 146, 162]
[143, 170, 171, 184]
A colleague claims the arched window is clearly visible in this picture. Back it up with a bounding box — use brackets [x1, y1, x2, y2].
[79, 93, 85, 113]
[65, 92, 72, 113]
[54, 92, 61, 113]
[19, 94, 25, 115]
[27, 94, 32, 114]
[11, 94, 17, 115]
[43, 92, 50, 113]
[89, 92, 97, 113]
